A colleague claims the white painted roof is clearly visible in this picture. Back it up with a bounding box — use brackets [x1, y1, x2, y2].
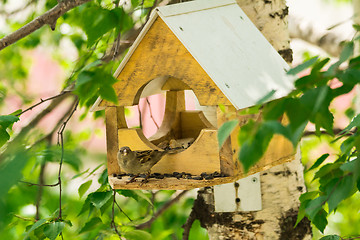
[156, 0, 294, 109]
[92, 0, 295, 111]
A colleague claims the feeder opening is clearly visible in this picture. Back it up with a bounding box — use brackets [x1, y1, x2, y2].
[123, 76, 216, 152]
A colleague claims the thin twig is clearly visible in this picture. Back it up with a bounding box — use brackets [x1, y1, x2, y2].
[16, 91, 69, 117]
[31, 99, 79, 148]
[111, 190, 123, 239]
[136, 190, 188, 229]
[146, 97, 159, 129]
[19, 181, 59, 187]
[56, 98, 79, 220]
[342, 237, 360, 240]
[115, 201, 132, 222]
[0, 0, 92, 50]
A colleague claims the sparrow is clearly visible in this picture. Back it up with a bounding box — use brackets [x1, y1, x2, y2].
[117, 146, 168, 184]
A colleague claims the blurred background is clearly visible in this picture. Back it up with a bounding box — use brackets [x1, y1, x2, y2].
[0, 0, 358, 239]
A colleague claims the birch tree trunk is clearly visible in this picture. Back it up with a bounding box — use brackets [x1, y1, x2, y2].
[190, 1, 312, 239]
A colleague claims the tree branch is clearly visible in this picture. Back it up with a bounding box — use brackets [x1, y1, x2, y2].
[288, 15, 353, 57]
[303, 128, 355, 137]
[136, 190, 188, 229]
[0, 0, 92, 50]
[182, 209, 196, 240]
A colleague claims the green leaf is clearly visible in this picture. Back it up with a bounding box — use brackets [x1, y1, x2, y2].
[313, 209, 328, 233]
[44, 222, 65, 240]
[0, 115, 20, 147]
[79, 217, 102, 234]
[307, 154, 329, 171]
[327, 42, 354, 75]
[0, 115, 19, 128]
[326, 174, 355, 213]
[339, 41, 354, 63]
[319, 235, 341, 240]
[262, 98, 286, 120]
[90, 191, 112, 209]
[353, 24, 360, 31]
[339, 114, 360, 136]
[256, 89, 276, 105]
[0, 127, 10, 147]
[123, 230, 153, 240]
[23, 219, 47, 240]
[305, 196, 326, 220]
[81, 7, 119, 47]
[218, 120, 239, 148]
[99, 84, 118, 104]
[78, 180, 92, 198]
[0, 151, 28, 199]
[117, 190, 153, 206]
[313, 163, 342, 181]
[287, 57, 318, 75]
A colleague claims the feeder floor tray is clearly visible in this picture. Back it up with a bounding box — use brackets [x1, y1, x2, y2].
[109, 175, 238, 190]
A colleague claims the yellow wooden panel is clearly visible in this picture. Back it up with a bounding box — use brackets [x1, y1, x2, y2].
[99, 17, 230, 107]
[114, 128, 220, 176]
[161, 77, 192, 91]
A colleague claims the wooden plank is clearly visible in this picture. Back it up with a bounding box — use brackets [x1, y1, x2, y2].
[99, 17, 231, 108]
[105, 107, 120, 175]
[180, 111, 215, 139]
[109, 175, 238, 190]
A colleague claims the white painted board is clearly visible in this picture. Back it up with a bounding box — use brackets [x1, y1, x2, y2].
[214, 173, 262, 212]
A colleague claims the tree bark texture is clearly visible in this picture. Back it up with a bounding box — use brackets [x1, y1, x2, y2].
[193, 0, 312, 239]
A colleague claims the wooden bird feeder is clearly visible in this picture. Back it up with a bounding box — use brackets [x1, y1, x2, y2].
[91, 0, 296, 190]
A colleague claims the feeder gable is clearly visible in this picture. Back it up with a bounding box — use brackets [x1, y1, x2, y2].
[93, 0, 294, 111]
[97, 17, 231, 109]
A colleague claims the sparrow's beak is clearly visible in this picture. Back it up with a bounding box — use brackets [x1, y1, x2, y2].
[123, 149, 128, 156]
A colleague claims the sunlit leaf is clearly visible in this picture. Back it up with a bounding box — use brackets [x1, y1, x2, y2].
[319, 235, 341, 240]
[124, 230, 153, 240]
[44, 222, 65, 240]
[78, 180, 92, 198]
[307, 154, 329, 172]
[23, 219, 47, 240]
[79, 217, 102, 234]
[89, 191, 112, 209]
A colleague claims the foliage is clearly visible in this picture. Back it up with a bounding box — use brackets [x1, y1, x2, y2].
[220, 36, 360, 236]
[0, 0, 359, 239]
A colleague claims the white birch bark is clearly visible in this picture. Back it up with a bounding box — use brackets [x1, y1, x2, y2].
[191, 1, 312, 239]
